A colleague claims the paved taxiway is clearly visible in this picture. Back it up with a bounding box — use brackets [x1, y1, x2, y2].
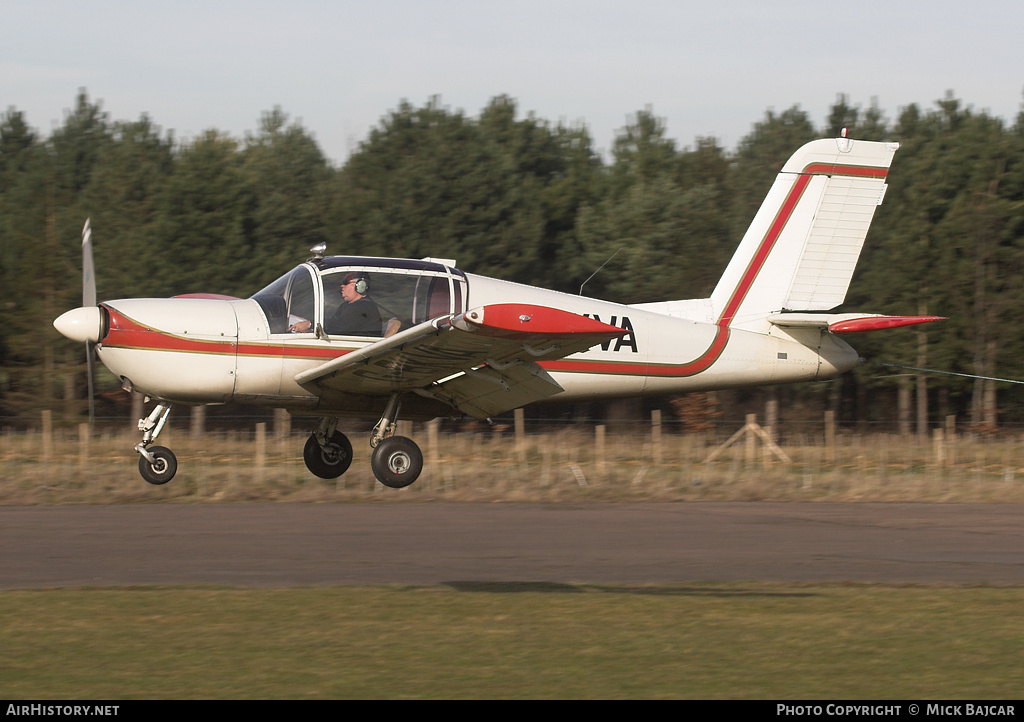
[2, 503, 1022, 588]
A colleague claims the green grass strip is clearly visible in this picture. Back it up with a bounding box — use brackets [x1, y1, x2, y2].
[2, 583, 1022, 699]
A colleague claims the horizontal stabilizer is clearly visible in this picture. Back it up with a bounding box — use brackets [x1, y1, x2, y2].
[826, 315, 946, 334]
[768, 313, 946, 333]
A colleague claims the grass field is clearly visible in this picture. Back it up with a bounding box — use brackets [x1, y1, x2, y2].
[1, 583, 1022, 699]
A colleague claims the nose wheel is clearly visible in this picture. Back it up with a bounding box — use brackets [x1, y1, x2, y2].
[139, 445, 177, 485]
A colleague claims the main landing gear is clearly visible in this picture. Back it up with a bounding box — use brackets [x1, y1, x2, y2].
[303, 418, 354, 479]
[302, 394, 424, 489]
[131, 396, 424, 489]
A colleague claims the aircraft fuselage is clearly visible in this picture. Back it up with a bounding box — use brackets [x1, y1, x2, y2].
[87, 260, 857, 420]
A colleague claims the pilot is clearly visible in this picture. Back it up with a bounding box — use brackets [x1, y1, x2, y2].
[325, 272, 381, 336]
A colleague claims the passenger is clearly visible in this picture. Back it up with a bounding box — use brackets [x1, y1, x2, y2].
[325, 272, 381, 336]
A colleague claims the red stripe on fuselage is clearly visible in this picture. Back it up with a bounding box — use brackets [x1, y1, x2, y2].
[541, 322, 730, 377]
[101, 306, 353, 361]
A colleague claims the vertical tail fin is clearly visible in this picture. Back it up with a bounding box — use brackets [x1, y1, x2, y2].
[710, 137, 899, 332]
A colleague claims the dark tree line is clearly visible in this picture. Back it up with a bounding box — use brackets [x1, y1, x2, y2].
[4, 90, 1024, 430]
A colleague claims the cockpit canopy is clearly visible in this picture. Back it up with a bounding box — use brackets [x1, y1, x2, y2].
[251, 257, 465, 337]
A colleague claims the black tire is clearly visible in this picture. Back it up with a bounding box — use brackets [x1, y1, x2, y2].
[370, 436, 423, 488]
[139, 446, 177, 485]
[303, 431, 353, 479]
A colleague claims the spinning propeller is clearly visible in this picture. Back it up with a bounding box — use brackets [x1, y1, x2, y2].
[53, 219, 107, 424]
[82, 219, 96, 427]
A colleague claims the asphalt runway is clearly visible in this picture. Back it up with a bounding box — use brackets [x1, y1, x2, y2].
[2, 503, 1022, 589]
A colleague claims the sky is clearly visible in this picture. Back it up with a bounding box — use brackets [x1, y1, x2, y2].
[3, 0, 1023, 165]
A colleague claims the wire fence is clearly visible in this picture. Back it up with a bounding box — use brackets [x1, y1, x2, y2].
[3, 409, 1024, 504]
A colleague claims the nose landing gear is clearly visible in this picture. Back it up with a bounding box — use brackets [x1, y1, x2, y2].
[135, 403, 178, 485]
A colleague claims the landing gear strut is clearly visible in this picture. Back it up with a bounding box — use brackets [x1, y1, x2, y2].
[135, 402, 178, 485]
[368, 394, 423, 488]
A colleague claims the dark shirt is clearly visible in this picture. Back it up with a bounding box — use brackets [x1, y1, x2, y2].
[326, 296, 381, 336]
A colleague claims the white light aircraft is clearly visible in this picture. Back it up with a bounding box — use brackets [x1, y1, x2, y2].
[54, 135, 941, 487]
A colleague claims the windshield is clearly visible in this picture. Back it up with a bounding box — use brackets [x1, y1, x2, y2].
[251, 266, 315, 334]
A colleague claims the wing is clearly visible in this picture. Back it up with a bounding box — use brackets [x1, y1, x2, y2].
[294, 304, 625, 418]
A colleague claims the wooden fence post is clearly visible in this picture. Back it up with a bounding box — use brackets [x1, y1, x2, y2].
[41, 410, 53, 461]
[514, 408, 526, 464]
[946, 415, 957, 466]
[825, 410, 836, 465]
[428, 419, 440, 488]
[274, 408, 291, 440]
[933, 427, 945, 466]
[78, 422, 90, 467]
[255, 422, 266, 481]
[274, 408, 291, 461]
[651, 409, 662, 464]
[745, 413, 757, 466]
[191, 406, 205, 439]
[131, 392, 144, 431]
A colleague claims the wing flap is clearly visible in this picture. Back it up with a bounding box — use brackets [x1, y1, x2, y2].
[416, 362, 564, 419]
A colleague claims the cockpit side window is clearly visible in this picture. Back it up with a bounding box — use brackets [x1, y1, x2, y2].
[413, 275, 464, 323]
[321, 268, 460, 337]
[427, 277, 451, 319]
[322, 270, 412, 337]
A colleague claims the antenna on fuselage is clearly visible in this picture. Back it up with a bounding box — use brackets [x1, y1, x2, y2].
[579, 247, 623, 296]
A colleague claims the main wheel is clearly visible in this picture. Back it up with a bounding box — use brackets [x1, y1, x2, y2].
[370, 436, 423, 488]
[303, 431, 353, 479]
[139, 446, 177, 485]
